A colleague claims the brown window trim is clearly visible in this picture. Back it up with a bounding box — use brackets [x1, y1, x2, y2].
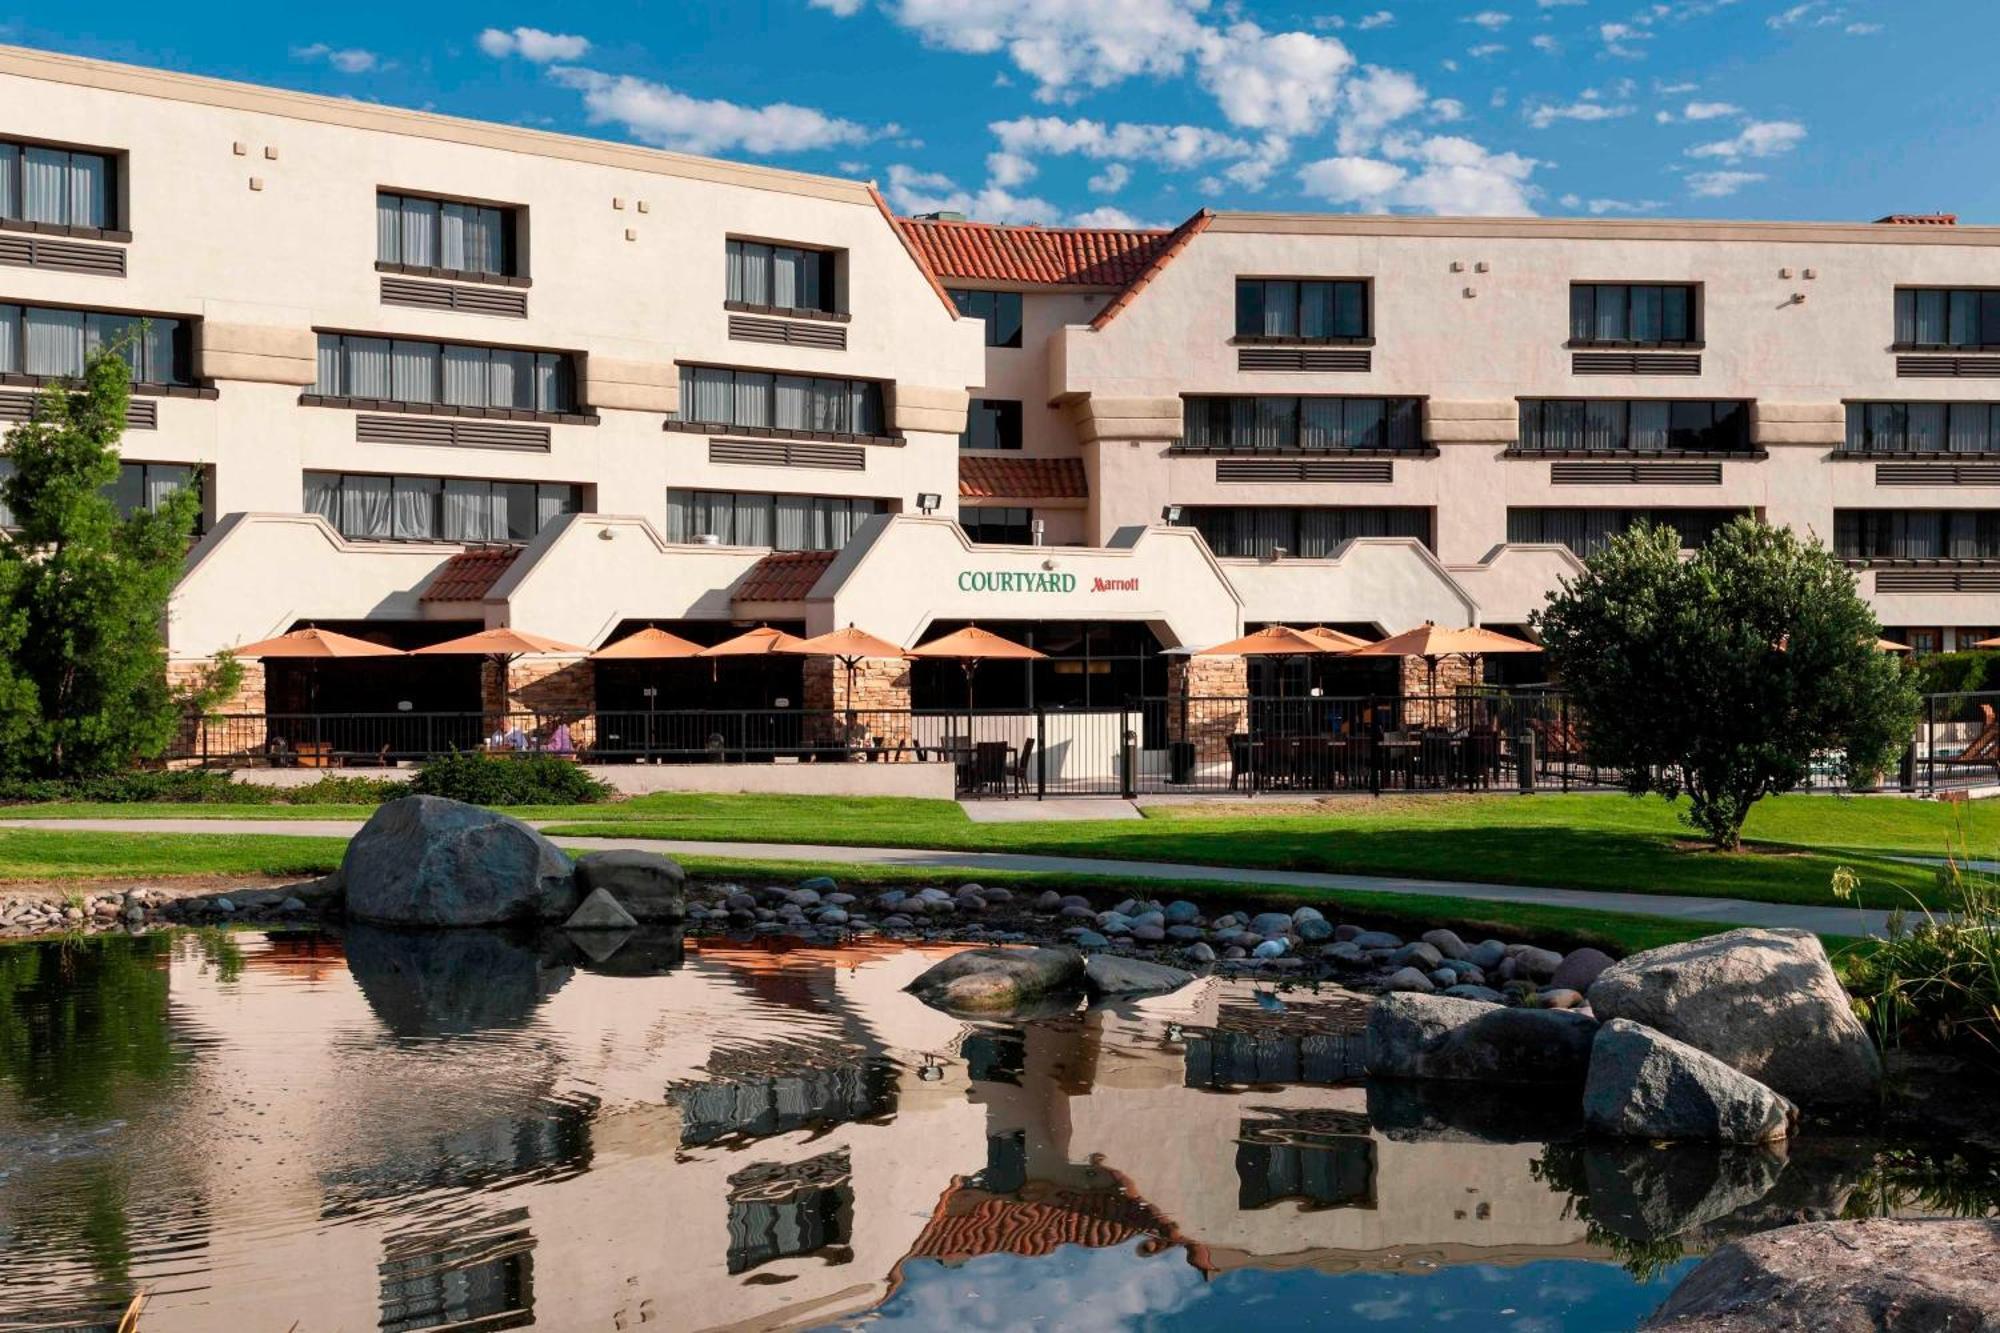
[663, 418, 902, 448]
[722, 299, 850, 324]
[298, 393, 597, 426]
[1502, 446, 1763, 460]
[1167, 443, 1437, 459]
[1830, 449, 2000, 461]
[373, 261, 530, 289]
[1564, 338, 1706, 351]
[1891, 343, 2000, 354]
[1228, 334, 1375, 348]
[1844, 556, 2000, 568]
[0, 370, 213, 399]
[0, 216, 132, 244]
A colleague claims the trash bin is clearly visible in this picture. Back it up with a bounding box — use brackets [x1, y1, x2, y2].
[1169, 740, 1196, 784]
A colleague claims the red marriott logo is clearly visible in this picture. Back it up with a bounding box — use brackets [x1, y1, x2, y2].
[1091, 577, 1140, 593]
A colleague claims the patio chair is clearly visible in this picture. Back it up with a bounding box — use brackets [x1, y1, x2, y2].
[972, 740, 1012, 798]
[1011, 737, 1037, 795]
[1937, 704, 2000, 777]
[1227, 733, 1252, 791]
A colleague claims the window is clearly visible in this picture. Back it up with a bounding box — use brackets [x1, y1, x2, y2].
[1507, 508, 1743, 557]
[313, 334, 576, 413]
[0, 303, 191, 386]
[1181, 396, 1422, 453]
[726, 239, 839, 314]
[1175, 506, 1431, 558]
[676, 365, 886, 438]
[1235, 279, 1369, 340]
[1516, 399, 1750, 453]
[1569, 284, 1697, 346]
[304, 471, 578, 542]
[948, 289, 1023, 348]
[1845, 402, 2000, 454]
[665, 489, 883, 550]
[0, 139, 116, 231]
[1834, 509, 2000, 561]
[1895, 288, 2000, 349]
[960, 506, 1035, 544]
[959, 399, 1023, 451]
[376, 191, 518, 277]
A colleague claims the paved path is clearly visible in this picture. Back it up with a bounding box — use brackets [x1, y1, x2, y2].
[0, 817, 1890, 936]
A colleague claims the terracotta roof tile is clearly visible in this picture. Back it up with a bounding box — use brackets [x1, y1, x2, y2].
[1876, 213, 1957, 225]
[895, 216, 1177, 288]
[959, 456, 1089, 500]
[733, 549, 837, 603]
[419, 546, 520, 602]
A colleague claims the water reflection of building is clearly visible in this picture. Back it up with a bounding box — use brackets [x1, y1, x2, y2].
[6, 932, 1919, 1333]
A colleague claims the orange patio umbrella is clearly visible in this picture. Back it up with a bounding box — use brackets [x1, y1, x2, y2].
[1349, 621, 1542, 694]
[907, 625, 1046, 711]
[1301, 625, 1376, 651]
[588, 627, 706, 660]
[1196, 625, 1348, 658]
[412, 628, 590, 658]
[696, 625, 810, 657]
[231, 627, 406, 659]
[787, 625, 911, 713]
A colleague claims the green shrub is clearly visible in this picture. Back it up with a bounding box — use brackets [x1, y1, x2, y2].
[1836, 846, 2000, 1073]
[1913, 650, 2000, 697]
[0, 769, 270, 805]
[410, 752, 610, 806]
[282, 775, 411, 804]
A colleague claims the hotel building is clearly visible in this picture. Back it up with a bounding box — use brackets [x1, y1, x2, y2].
[3, 45, 1999, 737]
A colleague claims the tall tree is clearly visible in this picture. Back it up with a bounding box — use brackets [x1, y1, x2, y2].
[1534, 517, 1921, 848]
[0, 345, 230, 778]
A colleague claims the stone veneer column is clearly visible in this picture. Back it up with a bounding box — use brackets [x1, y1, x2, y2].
[802, 657, 913, 748]
[1168, 656, 1247, 767]
[1399, 653, 1477, 729]
[165, 657, 267, 766]
[494, 657, 598, 750]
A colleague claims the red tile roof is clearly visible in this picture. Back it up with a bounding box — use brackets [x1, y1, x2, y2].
[733, 549, 837, 603]
[419, 546, 520, 602]
[959, 456, 1089, 500]
[895, 215, 1178, 288]
[1876, 213, 1957, 226]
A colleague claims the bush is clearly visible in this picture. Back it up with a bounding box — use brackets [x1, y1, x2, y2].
[0, 769, 409, 806]
[409, 752, 610, 806]
[1913, 650, 2000, 697]
[1836, 848, 2000, 1074]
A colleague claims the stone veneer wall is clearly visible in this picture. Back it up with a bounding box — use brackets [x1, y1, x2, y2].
[486, 657, 598, 751]
[1168, 656, 1248, 766]
[165, 657, 267, 766]
[802, 657, 913, 748]
[1399, 653, 1478, 730]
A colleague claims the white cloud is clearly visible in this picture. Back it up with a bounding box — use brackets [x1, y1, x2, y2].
[1531, 34, 1561, 53]
[883, 162, 1062, 223]
[878, 0, 1211, 102]
[1526, 99, 1635, 128]
[808, 0, 867, 14]
[1467, 42, 1507, 57]
[1071, 204, 1145, 227]
[1683, 100, 1740, 120]
[985, 150, 1037, 187]
[1537, 0, 1586, 6]
[988, 115, 1253, 168]
[1195, 23, 1355, 135]
[547, 67, 873, 155]
[1585, 196, 1666, 214]
[1357, 11, 1397, 29]
[476, 27, 590, 62]
[1430, 97, 1466, 122]
[1087, 162, 1132, 193]
[292, 43, 379, 74]
[1598, 22, 1653, 57]
[1767, 2, 1821, 27]
[1687, 169, 1765, 197]
[1336, 65, 1428, 152]
[1655, 80, 1699, 94]
[1687, 118, 1807, 161]
[1466, 10, 1512, 29]
[1298, 134, 1540, 215]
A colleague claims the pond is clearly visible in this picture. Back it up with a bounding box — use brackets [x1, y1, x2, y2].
[0, 929, 1992, 1332]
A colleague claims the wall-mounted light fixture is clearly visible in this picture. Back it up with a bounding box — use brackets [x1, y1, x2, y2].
[916, 492, 941, 514]
[1161, 504, 1183, 523]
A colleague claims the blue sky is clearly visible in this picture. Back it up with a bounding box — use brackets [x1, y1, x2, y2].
[5, 1, 1993, 228]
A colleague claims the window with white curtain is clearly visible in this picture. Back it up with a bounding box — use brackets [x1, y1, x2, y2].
[1845, 401, 2000, 454]
[666, 488, 884, 550]
[306, 471, 580, 542]
[313, 334, 576, 412]
[1836, 509, 2000, 560]
[1895, 288, 2000, 349]
[1177, 506, 1432, 558]
[1508, 508, 1742, 557]
[726, 239, 839, 313]
[0, 303, 191, 385]
[1517, 400, 1751, 453]
[675, 365, 887, 438]
[1181, 397, 1422, 452]
[0, 139, 117, 230]
[1235, 279, 1370, 340]
[376, 191, 519, 277]
[1570, 284, 1698, 345]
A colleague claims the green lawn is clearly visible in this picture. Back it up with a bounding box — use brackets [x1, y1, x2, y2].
[2, 789, 1980, 912]
[0, 829, 351, 882]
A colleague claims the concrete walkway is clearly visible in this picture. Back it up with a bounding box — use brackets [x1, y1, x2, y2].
[0, 817, 1890, 937]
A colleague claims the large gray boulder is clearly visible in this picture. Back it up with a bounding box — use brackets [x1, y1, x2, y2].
[1365, 991, 1599, 1083]
[1585, 1019, 1797, 1143]
[573, 850, 686, 921]
[1082, 954, 1195, 999]
[906, 946, 1086, 1014]
[1587, 928, 1881, 1108]
[1644, 1219, 2000, 1331]
[342, 796, 578, 927]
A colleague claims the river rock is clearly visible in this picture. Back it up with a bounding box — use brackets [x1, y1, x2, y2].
[573, 850, 686, 921]
[1165, 900, 1201, 925]
[1084, 954, 1196, 998]
[564, 888, 639, 932]
[1385, 967, 1435, 993]
[1441, 984, 1505, 1004]
[1643, 1219, 2000, 1332]
[905, 946, 1085, 1013]
[1365, 991, 1599, 1082]
[1514, 946, 1564, 981]
[1421, 929, 1469, 960]
[1351, 930, 1402, 950]
[1551, 946, 1615, 993]
[1586, 928, 1881, 1107]
[1585, 1019, 1797, 1143]
[341, 796, 578, 927]
[1468, 939, 1509, 971]
[1390, 941, 1445, 971]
